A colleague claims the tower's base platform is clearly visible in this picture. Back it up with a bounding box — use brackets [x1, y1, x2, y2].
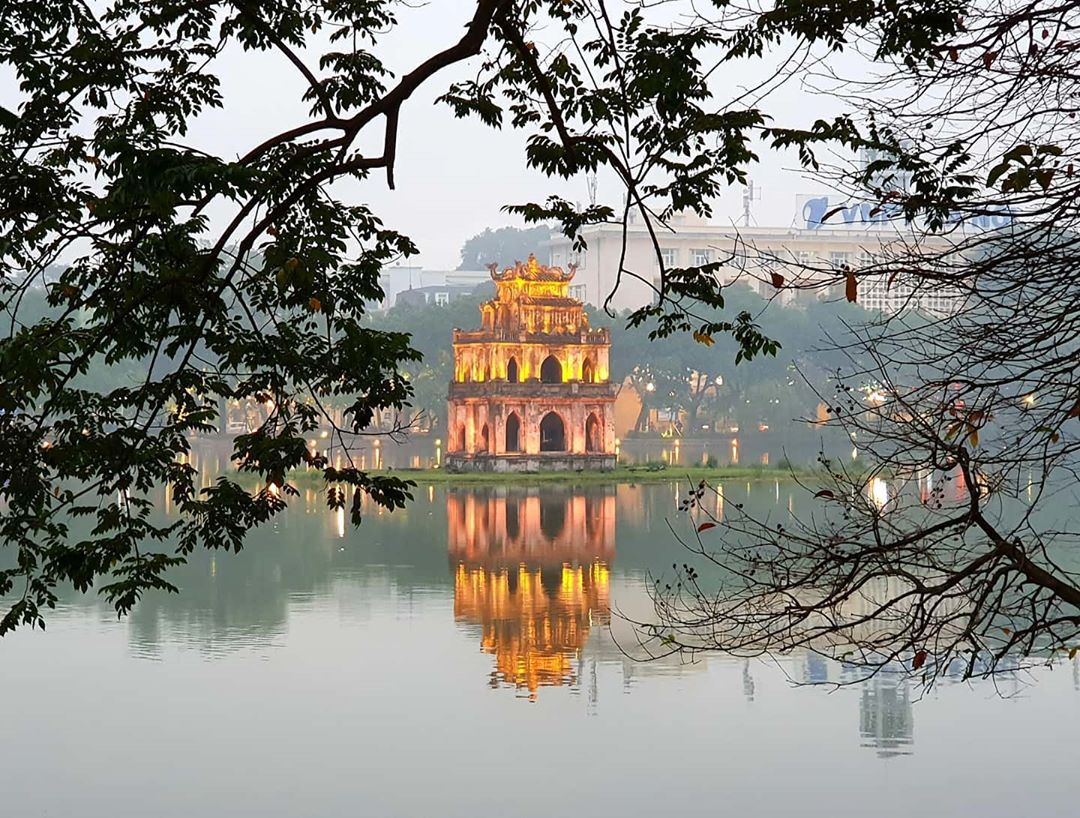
[445, 453, 616, 473]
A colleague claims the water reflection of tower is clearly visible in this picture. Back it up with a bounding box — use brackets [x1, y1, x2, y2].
[859, 674, 914, 758]
[448, 487, 615, 699]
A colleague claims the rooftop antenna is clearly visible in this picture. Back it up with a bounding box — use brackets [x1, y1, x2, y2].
[742, 179, 761, 227]
[587, 172, 598, 207]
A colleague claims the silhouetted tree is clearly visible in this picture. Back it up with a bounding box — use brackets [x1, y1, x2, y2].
[7, 0, 1069, 653]
[643, 0, 1080, 686]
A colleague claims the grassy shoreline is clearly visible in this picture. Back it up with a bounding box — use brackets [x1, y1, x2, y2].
[311, 464, 814, 486]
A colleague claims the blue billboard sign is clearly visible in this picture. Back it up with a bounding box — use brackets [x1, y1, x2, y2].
[799, 195, 1014, 231]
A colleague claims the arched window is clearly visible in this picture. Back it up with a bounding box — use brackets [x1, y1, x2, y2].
[582, 358, 595, 383]
[479, 423, 490, 453]
[539, 412, 566, 452]
[540, 355, 562, 384]
[454, 424, 466, 452]
[505, 412, 521, 452]
[506, 357, 519, 383]
[585, 413, 601, 452]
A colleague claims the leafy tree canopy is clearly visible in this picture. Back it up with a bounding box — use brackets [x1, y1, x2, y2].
[0, 0, 981, 633]
[458, 225, 552, 270]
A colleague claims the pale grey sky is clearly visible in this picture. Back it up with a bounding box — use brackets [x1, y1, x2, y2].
[186, 1, 852, 268]
[4, 1, 853, 270]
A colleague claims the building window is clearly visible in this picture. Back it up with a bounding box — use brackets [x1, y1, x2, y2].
[540, 355, 562, 384]
[570, 284, 587, 302]
[582, 358, 595, 383]
[797, 250, 816, 267]
[585, 413, 601, 452]
[692, 248, 713, 267]
[830, 251, 851, 270]
[539, 412, 567, 452]
[505, 412, 521, 452]
[660, 247, 678, 268]
[434, 291, 449, 306]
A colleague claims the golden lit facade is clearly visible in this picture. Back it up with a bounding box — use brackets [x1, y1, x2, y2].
[449, 489, 615, 698]
[446, 255, 617, 472]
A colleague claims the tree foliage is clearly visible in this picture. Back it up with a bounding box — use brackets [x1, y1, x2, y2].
[367, 290, 494, 432]
[4, 0, 1079, 670]
[0, 0, 497, 629]
[641, 0, 1080, 686]
[457, 225, 551, 270]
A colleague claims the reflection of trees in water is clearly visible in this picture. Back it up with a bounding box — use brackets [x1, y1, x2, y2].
[52, 485, 452, 654]
[13, 478, 816, 683]
[126, 505, 347, 655]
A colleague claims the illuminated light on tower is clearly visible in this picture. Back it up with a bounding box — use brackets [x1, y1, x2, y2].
[445, 254, 617, 472]
[448, 489, 616, 696]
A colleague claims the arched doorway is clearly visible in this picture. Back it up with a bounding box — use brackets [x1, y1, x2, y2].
[506, 357, 519, 383]
[539, 412, 566, 452]
[505, 412, 521, 452]
[454, 424, 466, 452]
[479, 423, 490, 453]
[540, 355, 562, 384]
[582, 358, 595, 383]
[585, 413, 601, 452]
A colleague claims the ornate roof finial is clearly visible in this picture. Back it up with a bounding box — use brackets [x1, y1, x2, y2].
[488, 253, 575, 282]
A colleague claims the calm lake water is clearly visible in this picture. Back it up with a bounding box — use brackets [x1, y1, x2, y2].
[2, 480, 1077, 817]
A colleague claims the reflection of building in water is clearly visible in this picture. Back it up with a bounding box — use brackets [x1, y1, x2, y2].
[449, 489, 615, 699]
[448, 488, 615, 567]
[859, 675, 914, 758]
[795, 653, 915, 757]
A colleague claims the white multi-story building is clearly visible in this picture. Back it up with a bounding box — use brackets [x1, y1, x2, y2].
[374, 266, 492, 311]
[547, 195, 976, 316]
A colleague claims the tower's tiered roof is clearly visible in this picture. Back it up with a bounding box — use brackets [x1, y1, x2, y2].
[475, 253, 592, 338]
[488, 254, 576, 284]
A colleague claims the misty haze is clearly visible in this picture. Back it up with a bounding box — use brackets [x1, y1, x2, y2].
[2, 2, 1079, 817]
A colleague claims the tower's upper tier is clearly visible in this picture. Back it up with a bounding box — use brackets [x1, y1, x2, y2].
[477, 253, 590, 338]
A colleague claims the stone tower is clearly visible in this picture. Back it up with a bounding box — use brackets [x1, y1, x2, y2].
[445, 254, 617, 472]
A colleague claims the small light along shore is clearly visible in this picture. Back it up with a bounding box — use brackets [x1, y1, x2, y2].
[347, 464, 815, 486]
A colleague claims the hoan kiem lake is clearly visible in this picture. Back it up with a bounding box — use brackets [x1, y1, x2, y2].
[2, 448, 1077, 818]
